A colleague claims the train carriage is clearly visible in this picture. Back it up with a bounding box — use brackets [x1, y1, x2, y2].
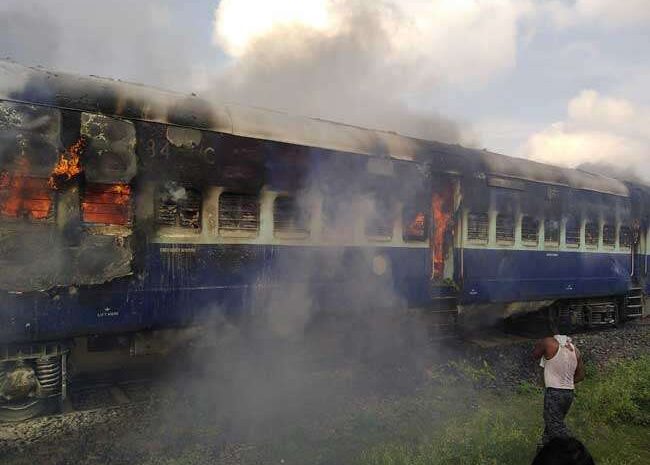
[0, 61, 646, 420]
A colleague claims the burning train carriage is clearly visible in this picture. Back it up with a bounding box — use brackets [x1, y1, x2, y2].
[0, 61, 646, 420]
[0, 62, 440, 419]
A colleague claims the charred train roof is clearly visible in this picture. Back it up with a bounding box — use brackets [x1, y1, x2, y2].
[0, 60, 629, 198]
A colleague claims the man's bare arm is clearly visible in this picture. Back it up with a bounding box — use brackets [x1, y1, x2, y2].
[532, 338, 549, 360]
[574, 348, 586, 383]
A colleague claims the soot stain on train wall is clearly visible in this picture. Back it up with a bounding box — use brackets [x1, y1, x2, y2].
[0, 101, 135, 292]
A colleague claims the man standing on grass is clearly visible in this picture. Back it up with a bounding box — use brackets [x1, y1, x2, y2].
[532, 331, 586, 446]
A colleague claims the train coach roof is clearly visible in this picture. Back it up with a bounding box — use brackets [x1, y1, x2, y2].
[0, 60, 630, 198]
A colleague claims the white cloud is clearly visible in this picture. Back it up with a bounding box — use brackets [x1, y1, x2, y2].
[523, 90, 650, 180]
[544, 0, 650, 28]
[576, 0, 650, 25]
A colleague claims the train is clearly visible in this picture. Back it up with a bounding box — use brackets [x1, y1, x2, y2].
[0, 61, 646, 420]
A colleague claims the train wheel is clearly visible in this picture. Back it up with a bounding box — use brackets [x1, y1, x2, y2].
[0, 397, 58, 422]
[0, 355, 65, 422]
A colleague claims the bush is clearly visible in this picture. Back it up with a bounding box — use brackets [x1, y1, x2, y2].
[575, 356, 650, 426]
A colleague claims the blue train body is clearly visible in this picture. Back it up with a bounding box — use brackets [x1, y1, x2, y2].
[0, 61, 646, 356]
[1, 60, 649, 419]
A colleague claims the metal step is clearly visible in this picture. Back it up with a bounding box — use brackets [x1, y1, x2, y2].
[625, 288, 645, 318]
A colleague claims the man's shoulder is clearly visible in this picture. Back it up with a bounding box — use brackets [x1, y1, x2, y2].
[542, 337, 559, 358]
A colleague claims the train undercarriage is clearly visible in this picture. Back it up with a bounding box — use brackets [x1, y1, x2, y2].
[0, 289, 646, 422]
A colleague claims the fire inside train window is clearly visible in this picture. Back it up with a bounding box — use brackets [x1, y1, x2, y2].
[619, 225, 632, 249]
[365, 197, 393, 238]
[496, 213, 515, 244]
[83, 183, 132, 225]
[603, 224, 616, 247]
[219, 192, 259, 233]
[156, 183, 202, 230]
[403, 207, 428, 242]
[274, 195, 310, 235]
[585, 221, 599, 247]
[544, 219, 560, 245]
[0, 175, 54, 222]
[565, 216, 581, 247]
[467, 212, 488, 243]
[521, 216, 539, 244]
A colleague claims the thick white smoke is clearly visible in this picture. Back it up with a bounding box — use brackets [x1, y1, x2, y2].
[208, 0, 537, 143]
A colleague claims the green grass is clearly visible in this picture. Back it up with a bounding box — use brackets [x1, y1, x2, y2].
[120, 355, 650, 465]
[357, 356, 650, 465]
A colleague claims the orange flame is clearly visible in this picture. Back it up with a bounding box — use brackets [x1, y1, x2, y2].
[405, 211, 426, 238]
[48, 137, 86, 189]
[0, 172, 53, 220]
[82, 183, 132, 225]
[106, 184, 132, 205]
[432, 191, 452, 279]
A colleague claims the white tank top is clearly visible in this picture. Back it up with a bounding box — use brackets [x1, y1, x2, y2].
[542, 335, 577, 390]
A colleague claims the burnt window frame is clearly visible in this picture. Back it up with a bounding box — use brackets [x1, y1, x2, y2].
[155, 183, 202, 232]
[0, 175, 56, 224]
[584, 220, 599, 248]
[619, 224, 632, 249]
[602, 223, 616, 248]
[83, 182, 133, 227]
[218, 191, 260, 236]
[402, 206, 429, 242]
[544, 218, 560, 247]
[467, 211, 489, 244]
[273, 194, 311, 237]
[521, 215, 539, 245]
[565, 216, 581, 248]
[496, 213, 515, 245]
[364, 194, 394, 240]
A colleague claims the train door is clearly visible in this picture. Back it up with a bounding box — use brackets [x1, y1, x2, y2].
[626, 220, 644, 319]
[428, 174, 458, 328]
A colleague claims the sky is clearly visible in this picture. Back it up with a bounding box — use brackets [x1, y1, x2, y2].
[1, 0, 649, 178]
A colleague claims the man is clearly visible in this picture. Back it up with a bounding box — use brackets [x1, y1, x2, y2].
[532, 331, 586, 445]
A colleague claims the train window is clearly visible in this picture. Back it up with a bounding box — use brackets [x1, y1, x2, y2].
[585, 221, 599, 247]
[156, 183, 201, 230]
[565, 217, 581, 246]
[273, 196, 310, 235]
[544, 219, 560, 245]
[496, 214, 515, 244]
[219, 192, 259, 233]
[0, 175, 54, 222]
[619, 225, 632, 249]
[403, 208, 428, 242]
[603, 224, 616, 247]
[521, 216, 539, 244]
[365, 196, 393, 238]
[83, 183, 132, 225]
[467, 212, 489, 243]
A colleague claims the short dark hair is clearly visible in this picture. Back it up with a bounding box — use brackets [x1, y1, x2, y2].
[532, 437, 595, 465]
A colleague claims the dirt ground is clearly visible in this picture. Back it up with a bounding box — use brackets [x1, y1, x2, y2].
[1, 321, 648, 465]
